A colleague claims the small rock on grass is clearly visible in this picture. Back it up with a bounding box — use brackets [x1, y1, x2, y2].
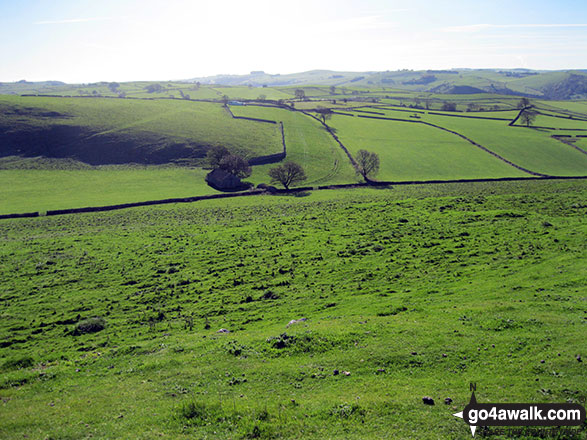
[422, 397, 435, 405]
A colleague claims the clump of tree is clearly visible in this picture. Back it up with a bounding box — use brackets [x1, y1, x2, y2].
[441, 101, 457, 111]
[219, 154, 251, 178]
[207, 145, 230, 168]
[268, 162, 306, 189]
[207, 145, 251, 178]
[144, 83, 163, 93]
[108, 82, 120, 93]
[355, 149, 380, 181]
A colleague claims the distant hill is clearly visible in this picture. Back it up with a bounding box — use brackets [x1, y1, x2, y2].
[184, 69, 587, 100]
[2, 69, 587, 99]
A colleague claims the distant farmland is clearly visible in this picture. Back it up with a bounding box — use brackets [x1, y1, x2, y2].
[0, 84, 586, 215]
[0, 77, 586, 440]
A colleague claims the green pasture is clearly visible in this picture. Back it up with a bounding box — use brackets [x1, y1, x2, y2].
[421, 114, 587, 176]
[540, 100, 587, 116]
[515, 113, 587, 130]
[228, 105, 357, 185]
[211, 86, 292, 100]
[0, 166, 218, 215]
[0, 96, 283, 162]
[328, 113, 528, 180]
[0, 180, 585, 439]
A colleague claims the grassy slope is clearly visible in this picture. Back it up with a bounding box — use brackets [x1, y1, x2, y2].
[0, 181, 585, 439]
[421, 115, 587, 176]
[229, 106, 358, 186]
[515, 114, 587, 130]
[328, 113, 528, 180]
[0, 96, 283, 162]
[211, 86, 293, 100]
[541, 100, 587, 115]
[0, 167, 218, 215]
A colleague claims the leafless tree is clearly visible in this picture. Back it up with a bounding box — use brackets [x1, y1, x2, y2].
[520, 110, 537, 127]
[269, 162, 307, 189]
[355, 149, 380, 180]
[315, 106, 333, 124]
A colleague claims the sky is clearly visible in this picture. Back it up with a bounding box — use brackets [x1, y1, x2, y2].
[1, 0, 586, 83]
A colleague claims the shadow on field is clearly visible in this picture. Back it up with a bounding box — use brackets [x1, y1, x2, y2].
[276, 191, 312, 197]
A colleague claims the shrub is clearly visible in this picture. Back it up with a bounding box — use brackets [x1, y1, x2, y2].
[174, 400, 222, 426]
[2, 356, 34, 371]
[329, 403, 365, 419]
[73, 317, 106, 335]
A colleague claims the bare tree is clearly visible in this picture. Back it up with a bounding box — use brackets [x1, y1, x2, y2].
[315, 106, 333, 124]
[268, 162, 307, 189]
[294, 89, 306, 100]
[355, 149, 380, 180]
[520, 110, 537, 127]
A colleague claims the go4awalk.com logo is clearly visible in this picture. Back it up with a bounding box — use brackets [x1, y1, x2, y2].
[453, 384, 586, 437]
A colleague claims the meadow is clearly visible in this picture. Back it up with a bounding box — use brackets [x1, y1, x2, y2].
[1, 87, 587, 217]
[1, 80, 587, 440]
[0, 96, 283, 165]
[0, 180, 585, 439]
[0, 165, 218, 215]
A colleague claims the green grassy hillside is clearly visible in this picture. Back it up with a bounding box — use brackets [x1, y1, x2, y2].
[0, 165, 218, 215]
[328, 114, 527, 180]
[422, 115, 587, 176]
[0, 180, 585, 439]
[1, 91, 586, 216]
[229, 106, 357, 185]
[0, 96, 282, 165]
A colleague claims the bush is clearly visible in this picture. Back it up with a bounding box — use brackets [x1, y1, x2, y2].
[330, 403, 365, 419]
[2, 356, 34, 371]
[175, 400, 222, 426]
[73, 317, 106, 335]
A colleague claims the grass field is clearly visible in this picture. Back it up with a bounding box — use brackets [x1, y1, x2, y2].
[421, 115, 587, 176]
[0, 166, 218, 215]
[0, 180, 585, 439]
[1, 91, 586, 217]
[229, 105, 358, 185]
[328, 113, 529, 180]
[0, 96, 283, 164]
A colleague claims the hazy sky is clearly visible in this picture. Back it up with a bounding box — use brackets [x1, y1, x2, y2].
[1, 0, 586, 83]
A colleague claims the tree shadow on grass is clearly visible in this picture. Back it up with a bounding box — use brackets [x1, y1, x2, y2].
[274, 191, 312, 198]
